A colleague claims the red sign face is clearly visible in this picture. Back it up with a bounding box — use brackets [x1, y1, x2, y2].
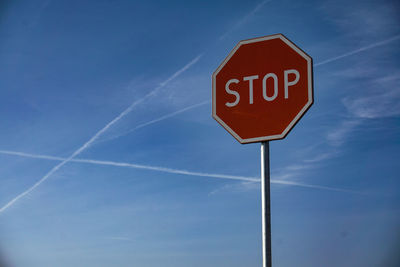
[212, 34, 313, 144]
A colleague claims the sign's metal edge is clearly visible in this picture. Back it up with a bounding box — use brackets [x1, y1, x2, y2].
[212, 33, 314, 144]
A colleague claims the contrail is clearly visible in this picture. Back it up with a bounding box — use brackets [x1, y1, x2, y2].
[0, 150, 361, 194]
[315, 34, 400, 67]
[0, 150, 256, 183]
[97, 100, 210, 144]
[0, 0, 273, 213]
[103, 34, 400, 144]
[77, 158, 258, 182]
[3, 24, 390, 212]
[95, 35, 400, 145]
[0, 55, 203, 214]
[219, 0, 272, 41]
[270, 180, 363, 194]
[95, 1, 273, 144]
[0, 150, 65, 161]
[159, 54, 204, 87]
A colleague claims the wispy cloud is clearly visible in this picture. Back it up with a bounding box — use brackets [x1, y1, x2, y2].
[209, 177, 364, 195]
[320, 0, 400, 39]
[84, 35, 400, 198]
[4, 1, 384, 213]
[208, 181, 260, 196]
[159, 54, 203, 87]
[0, 150, 257, 183]
[303, 151, 338, 163]
[97, 100, 210, 144]
[270, 179, 363, 194]
[314, 34, 400, 150]
[342, 72, 400, 119]
[315, 34, 400, 67]
[95, 0, 273, 145]
[0, 149, 361, 194]
[270, 159, 321, 184]
[219, 0, 272, 40]
[0, 155, 65, 213]
[0, 54, 203, 214]
[0, 0, 277, 214]
[326, 119, 363, 147]
[105, 35, 400, 146]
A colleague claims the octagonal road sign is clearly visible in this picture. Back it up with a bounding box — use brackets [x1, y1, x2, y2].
[212, 34, 313, 144]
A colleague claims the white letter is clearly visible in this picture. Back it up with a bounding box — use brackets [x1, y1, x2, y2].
[262, 73, 278, 101]
[225, 79, 240, 107]
[284, 69, 300, 99]
[243, 75, 259, 104]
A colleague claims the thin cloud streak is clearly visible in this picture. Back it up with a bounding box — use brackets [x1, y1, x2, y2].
[219, 0, 272, 40]
[326, 120, 363, 146]
[0, 150, 64, 161]
[3, 33, 382, 205]
[159, 54, 203, 87]
[0, 54, 203, 214]
[97, 100, 210, 144]
[4, 3, 382, 213]
[0, 150, 361, 194]
[107, 34, 400, 154]
[0, 0, 277, 214]
[0, 155, 66, 213]
[0, 150, 257, 183]
[315, 34, 400, 67]
[342, 72, 400, 119]
[101, 35, 400, 146]
[77, 158, 259, 182]
[270, 180, 364, 194]
[303, 151, 337, 163]
[97, 0, 272, 144]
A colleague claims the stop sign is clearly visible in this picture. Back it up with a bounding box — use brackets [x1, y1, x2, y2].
[212, 34, 313, 144]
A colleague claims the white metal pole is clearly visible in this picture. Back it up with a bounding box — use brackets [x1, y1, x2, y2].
[261, 141, 272, 267]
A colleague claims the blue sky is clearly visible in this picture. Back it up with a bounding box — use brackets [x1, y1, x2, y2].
[0, 0, 399, 266]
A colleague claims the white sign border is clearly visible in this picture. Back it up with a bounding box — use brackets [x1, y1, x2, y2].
[212, 33, 314, 144]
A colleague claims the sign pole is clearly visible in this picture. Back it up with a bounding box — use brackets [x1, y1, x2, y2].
[261, 141, 272, 267]
[212, 34, 313, 267]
